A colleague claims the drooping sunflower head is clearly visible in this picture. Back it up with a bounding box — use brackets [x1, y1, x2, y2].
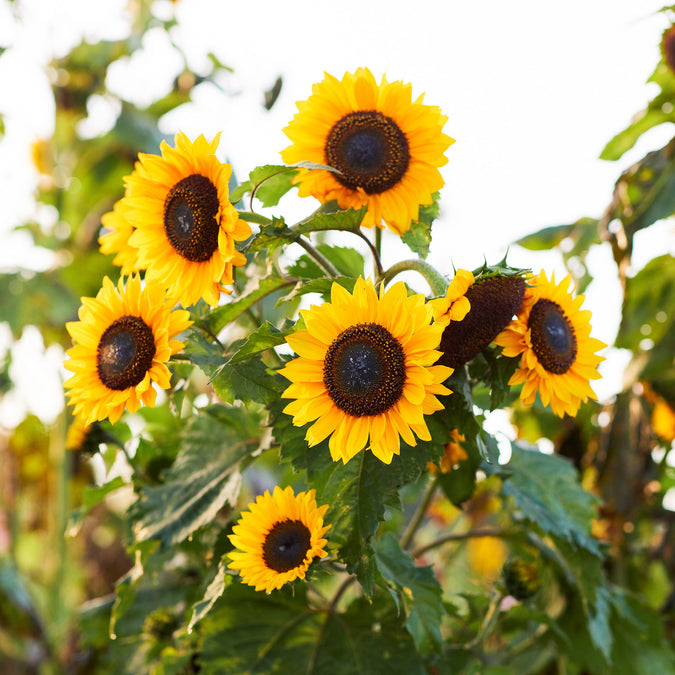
[121, 132, 252, 307]
[63, 275, 192, 424]
[494, 271, 606, 418]
[281, 68, 453, 235]
[228, 486, 331, 594]
[280, 277, 453, 465]
[98, 199, 141, 276]
[662, 24, 675, 75]
[436, 273, 527, 369]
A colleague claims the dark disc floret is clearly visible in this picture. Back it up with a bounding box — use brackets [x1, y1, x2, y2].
[262, 519, 312, 573]
[527, 298, 577, 374]
[439, 275, 526, 369]
[324, 111, 410, 194]
[97, 315, 156, 390]
[163, 174, 220, 262]
[323, 322, 407, 417]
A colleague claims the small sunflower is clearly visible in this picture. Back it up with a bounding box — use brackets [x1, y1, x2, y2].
[437, 273, 527, 369]
[494, 271, 606, 417]
[280, 277, 453, 465]
[427, 429, 468, 474]
[122, 132, 251, 306]
[64, 275, 192, 424]
[281, 68, 453, 235]
[66, 414, 94, 452]
[98, 199, 141, 276]
[228, 486, 330, 594]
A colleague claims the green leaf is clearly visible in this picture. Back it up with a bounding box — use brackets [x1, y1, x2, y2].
[187, 560, 232, 633]
[212, 356, 286, 405]
[296, 205, 367, 235]
[67, 475, 127, 533]
[132, 405, 260, 548]
[493, 443, 601, 555]
[600, 63, 675, 161]
[616, 254, 675, 349]
[243, 216, 294, 254]
[607, 139, 675, 236]
[228, 321, 292, 364]
[204, 272, 294, 334]
[401, 193, 439, 259]
[200, 583, 427, 674]
[373, 533, 444, 654]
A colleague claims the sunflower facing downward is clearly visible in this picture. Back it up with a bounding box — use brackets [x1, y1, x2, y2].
[64, 275, 192, 424]
[228, 486, 330, 594]
[281, 68, 453, 235]
[122, 132, 251, 306]
[280, 277, 453, 465]
[494, 271, 606, 417]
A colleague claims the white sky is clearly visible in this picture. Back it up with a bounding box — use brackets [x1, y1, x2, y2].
[0, 0, 674, 424]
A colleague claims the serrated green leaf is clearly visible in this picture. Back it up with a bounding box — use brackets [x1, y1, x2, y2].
[296, 206, 367, 235]
[228, 321, 292, 364]
[200, 583, 426, 675]
[212, 356, 286, 405]
[373, 532, 444, 654]
[243, 216, 294, 253]
[315, 244, 364, 278]
[132, 406, 260, 548]
[494, 443, 601, 555]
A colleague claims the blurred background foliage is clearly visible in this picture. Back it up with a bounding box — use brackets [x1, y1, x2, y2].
[0, 0, 674, 673]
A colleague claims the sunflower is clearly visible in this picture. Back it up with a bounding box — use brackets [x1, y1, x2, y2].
[427, 429, 468, 474]
[429, 269, 474, 329]
[64, 275, 192, 424]
[121, 131, 251, 306]
[436, 273, 527, 369]
[494, 271, 606, 417]
[228, 486, 330, 594]
[280, 277, 453, 465]
[281, 68, 453, 235]
[98, 198, 141, 276]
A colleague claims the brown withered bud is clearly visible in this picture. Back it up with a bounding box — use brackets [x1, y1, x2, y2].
[662, 25, 675, 75]
[438, 275, 526, 369]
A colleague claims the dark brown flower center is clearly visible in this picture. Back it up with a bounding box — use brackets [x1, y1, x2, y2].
[527, 299, 577, 374]
[323, 322, 406, 417]
[262, 519, 312, 573]
[439, 275, 526, 369]
[324, 111, 409, 194]
[163, 174, 220, 262]
[97, 315, 156, 390]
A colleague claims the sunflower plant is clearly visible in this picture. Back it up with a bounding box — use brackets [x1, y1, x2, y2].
[2, 10, 675, 672]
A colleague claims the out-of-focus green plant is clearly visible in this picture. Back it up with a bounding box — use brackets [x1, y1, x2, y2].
[0, 1, 673, 674]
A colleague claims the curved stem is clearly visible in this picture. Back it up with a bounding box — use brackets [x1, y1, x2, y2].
[293, 236, 340, 278]
[400, 476, 439, 550]
[411, 527, 516, 559]
[352, 228, 383, 277]
[374, 227, 382, 260]
[379, 259, 448, 296]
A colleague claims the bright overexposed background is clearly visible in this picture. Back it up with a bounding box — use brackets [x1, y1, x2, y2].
[0, 0, 674, 426]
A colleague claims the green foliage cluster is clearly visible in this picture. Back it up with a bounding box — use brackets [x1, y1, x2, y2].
[1, 2, 674, 674]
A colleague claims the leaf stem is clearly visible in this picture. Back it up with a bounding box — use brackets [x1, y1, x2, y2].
[400, 476, 439, 550]
[379, 259, 448, 296]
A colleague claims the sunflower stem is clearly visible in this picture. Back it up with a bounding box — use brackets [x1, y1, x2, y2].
[411, 527, 516, 559]
[379, 259, 448, 296]
[293, 236, 340, 278]
[374, 226, 382, 260]
[400, 476, 439, 550]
